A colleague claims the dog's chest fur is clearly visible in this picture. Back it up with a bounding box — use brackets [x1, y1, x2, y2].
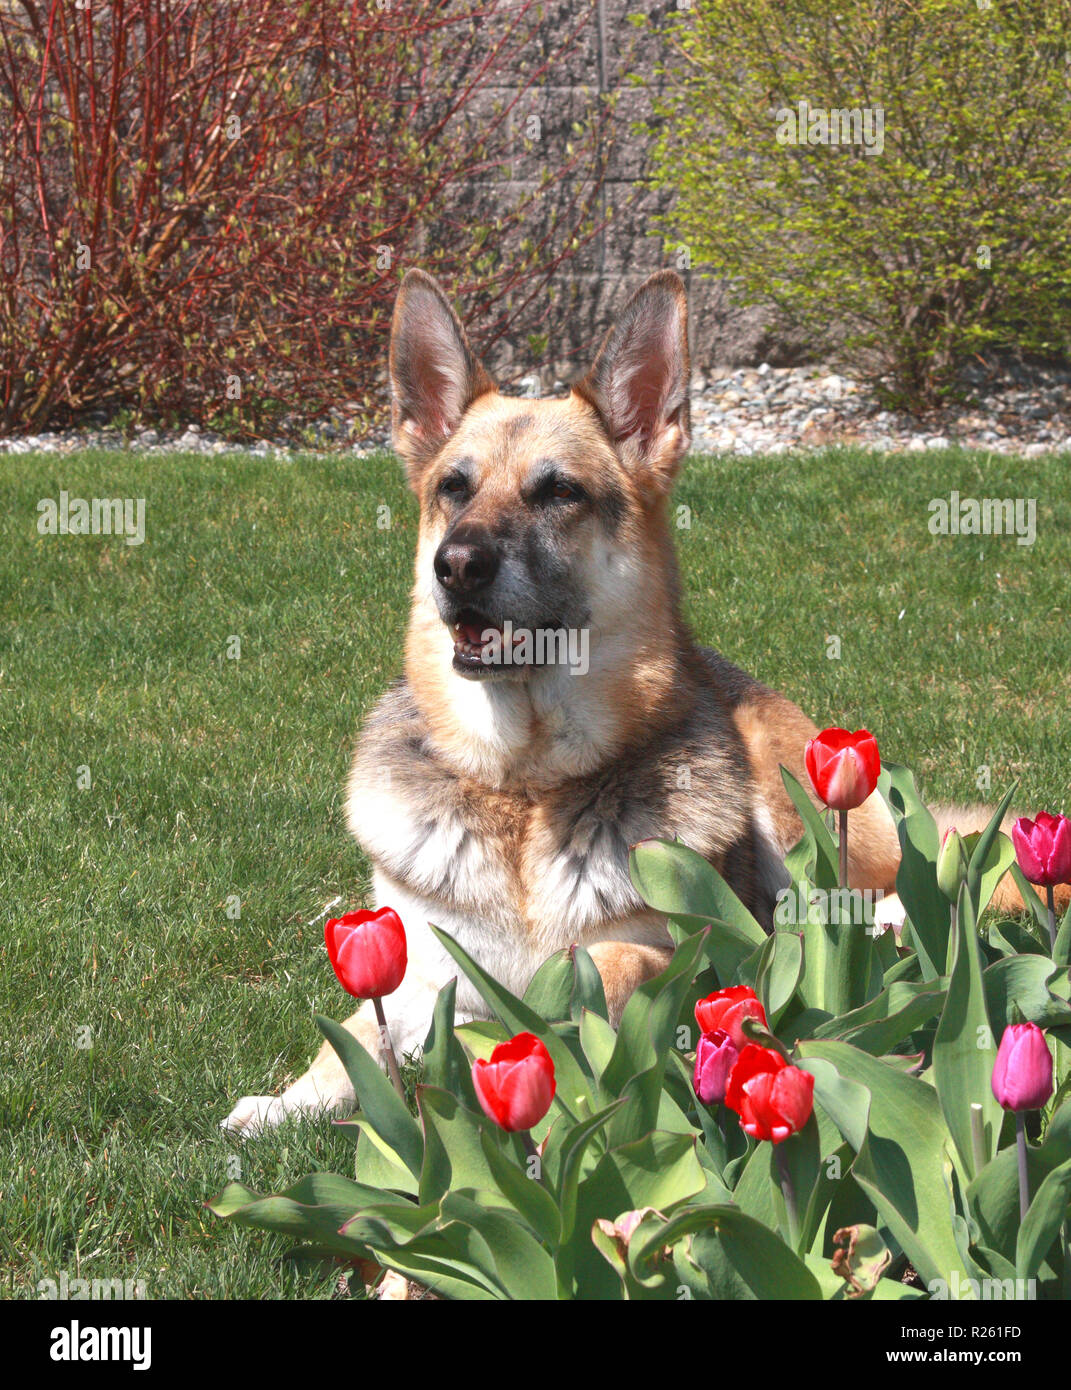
[344, 660, 766, 962]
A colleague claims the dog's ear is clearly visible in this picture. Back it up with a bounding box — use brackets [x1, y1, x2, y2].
[572, 270, 690, 492]
[389, 270, 497, 487]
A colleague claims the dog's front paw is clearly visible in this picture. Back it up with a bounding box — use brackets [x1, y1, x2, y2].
[220, 1095, 287, 1139]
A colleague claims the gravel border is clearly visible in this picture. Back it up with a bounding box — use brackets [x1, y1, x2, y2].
[4, 360, 1070, 458]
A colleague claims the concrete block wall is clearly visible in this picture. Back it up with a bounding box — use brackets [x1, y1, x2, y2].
[433, 0, 808, 386]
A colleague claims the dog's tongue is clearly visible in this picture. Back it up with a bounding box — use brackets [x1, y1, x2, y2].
[459, 620, 494, 646]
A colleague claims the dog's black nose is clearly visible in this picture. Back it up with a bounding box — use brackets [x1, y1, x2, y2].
[434, 537, 500, 593]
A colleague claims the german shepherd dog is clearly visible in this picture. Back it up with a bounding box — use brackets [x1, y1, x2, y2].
[223, 269, 1029, 1137]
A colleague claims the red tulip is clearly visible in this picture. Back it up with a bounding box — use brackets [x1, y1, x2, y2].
[693, 1028, 739, 1106]
[725, 1044, 815, 1144]
[1011, 813, 1071, 888]
[694, 985, 768, 1050]
[472, 1032, 556, 1132]
[991, 1023, 1053, 1112]
[804, 727, 881, 811]
[325, 907, 407, 999]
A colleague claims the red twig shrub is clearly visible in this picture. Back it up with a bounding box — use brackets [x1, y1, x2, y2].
[0, 0, 608, 438]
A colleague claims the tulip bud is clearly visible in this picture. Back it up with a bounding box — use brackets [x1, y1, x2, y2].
[472, 1032, 556, 1132]
[325, 907, 407, 999]
[724, 1044, 815, 1144]
[991, 1022, 1053, 1112]
[936, 827, 970, 902]
[693, 1029, 739, 1106]
[694, 985, 768, 1050]
[1011, 813, 1071, 888]
[804, 728, 881, 812]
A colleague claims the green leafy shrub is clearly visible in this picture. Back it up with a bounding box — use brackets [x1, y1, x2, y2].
[210, 763, 1071, 1300]
[638, 0, 1071, 407]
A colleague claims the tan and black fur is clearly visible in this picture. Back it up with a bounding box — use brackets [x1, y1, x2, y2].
[223, 268, 1053, 1138]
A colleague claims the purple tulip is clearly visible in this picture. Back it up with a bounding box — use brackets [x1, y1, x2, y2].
[991, 1023, 1053, 1112]
[693, 1028, 739, 1106]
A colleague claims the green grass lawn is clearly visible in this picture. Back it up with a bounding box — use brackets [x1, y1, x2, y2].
[1, 444, 1068, 1299]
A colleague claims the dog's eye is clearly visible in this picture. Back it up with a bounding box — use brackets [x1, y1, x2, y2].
[548, 479, 585, 503]
[439, 475, 469, 498]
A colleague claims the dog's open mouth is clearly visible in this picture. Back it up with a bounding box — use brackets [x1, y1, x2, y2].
[450, 609, 524, 675]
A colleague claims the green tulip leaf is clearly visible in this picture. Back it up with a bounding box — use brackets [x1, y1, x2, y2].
[1008, 864, 1052, 936]
[797, 1055, 871, 1152]
[779, 766, 839, 891]
[342, 1201, 509, 1300]
[984, 954, 1071, 1035]
[877, 763, 945, 981]
[205, 1173, 400, 1257]
[478, 1126, 562, 1247]
[347, 1117, 420, 1194]
[571, 944, 610, 1022]
[553, 1098, 628, 1296]
[932, 885, 1002, 1178]
[315, 1013, 424, 1178]
[755, 928, 805, 1025]
[417, 1084, 507, 1207]
[635, 1203, 824, 1300]
[1016, 1157, 1071, 1283]
[798, 1040, 974, 1288]
[811, 979, 945, 1055]
[969, 831, 1017, 920]
[578, 1006, 618, 1088]
[666, 911, 765, 983]
[629, 837, 767, 945]
[1055, 898, 1071, 969]
[523, 948, 576, 1022]
[988, 916, 1047, 959]
[587, 1130, 707, 1216]
[421, 978, 479, 1108]
[602, 928, 709, 1138]
[964, 785, 1018, 916]
[439, 1192, 559, 1300]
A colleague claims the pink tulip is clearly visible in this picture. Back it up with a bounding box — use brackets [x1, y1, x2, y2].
[1012, 813, 1071, 888]
[693, 1029, 739, 1106]
[991, 1023, 1053, 1112]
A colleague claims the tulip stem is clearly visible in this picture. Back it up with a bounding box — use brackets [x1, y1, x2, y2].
[775, 1144, 800, 1250]
[1015, 1112, 1030, 1221]
[373, 998, 406, 1101]
[1046, 885, 1058, 953]
[838, 810, 849, 890]
[969, 1102, 987, 1177]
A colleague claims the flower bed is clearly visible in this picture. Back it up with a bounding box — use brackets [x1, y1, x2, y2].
[209, 744, 1071, 1301]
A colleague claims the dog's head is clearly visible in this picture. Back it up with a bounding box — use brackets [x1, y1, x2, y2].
[389, 269, 692, 687]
